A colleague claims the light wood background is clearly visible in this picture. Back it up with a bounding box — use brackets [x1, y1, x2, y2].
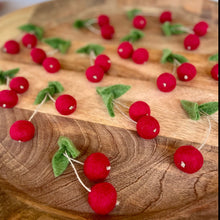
[0, 0, 218, 219]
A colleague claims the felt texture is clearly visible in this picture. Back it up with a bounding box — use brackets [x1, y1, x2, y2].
[211, 64, 218, 81]
[76, 44, 104, 56]
[19, 24, 44, 40]
[43, 38, 71, 54]
[159, 11, 172, 23]
[121, 29, 144, 42]
[22, 33, 38, 48]
[184, 34, 200, 50]
[83, 152, 110, 181]
[193, 21, 209, 37]
[30, 48, 47, 64]
[162, 22, 186, 36]
[0, 68, 20, 85]
[85, 65, 104, 82]
[95, 54, 111, 72]
[133, 15, 147, 30]
[129, 101, 151, 122]
[177, 63, 197, 81]
[157, 72, 176, 92]
[3, 40, 20, 54]
[101, 24, 115, 40]
[42, 57, 60, 73]
[180, 100, 200, 120]
[198, 102, 218, 115]
[52, 136, 80, 177]
[98, 15, 110, 27]
[9, 120, 35, 142]
[160, 49, 188, 64]
[132, 48, 149, 64]
[0, 89, 18, 108]
[88, 182, 117, 215]
[136, 115, 160, 139]
[126, 9, 142, 20]
[73, 19, 89, 29]
[96, 84, 131, 117]
[209, 53, 218, 62]
[9, 76, 29, 94]
[174, 145, 203, 174]
[117, 41, 134, 59]
[55, 94, 77, 115]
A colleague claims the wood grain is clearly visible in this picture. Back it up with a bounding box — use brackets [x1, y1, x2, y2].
[0, 0, 218, 219]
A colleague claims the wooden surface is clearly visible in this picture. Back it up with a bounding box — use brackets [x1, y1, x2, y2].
[0, 0, 218, 219]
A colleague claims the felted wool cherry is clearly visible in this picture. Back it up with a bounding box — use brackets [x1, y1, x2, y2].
[101, 24, 115, 40]
[85, 65, 104, 82]
[88, 182, 117, 215]
[94, 54, 111, 72]
[129, 101, 151, 122]
[30, 48, 47, 64]
[9, 77, 29, 94]
[3, 40, 20, 54]
[22, 33, 37, 49]
[43, 57, 61, 73]
[117, 42, 134, 59]
[0, 90, 18, 108]
[55, 94, 77, 115]
[133, 15, 147, 29]
[98, 14, 110, 27]
[10, 120, 35, 142]
[157, 73, 176, 92]
[136, 115, 160, 139]
[159, 11, 172, 23]
[174, 145, 203, 174]
[176, 63, 197, 81]
[83, 152, 110, 181]
[211, 63, 218, 81]
[184, 34, 200, 51]
[132, 48, 149, 64]
[193, 21, 209, 37]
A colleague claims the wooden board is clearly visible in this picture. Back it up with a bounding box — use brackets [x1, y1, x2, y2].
[0, 0, 218, 219]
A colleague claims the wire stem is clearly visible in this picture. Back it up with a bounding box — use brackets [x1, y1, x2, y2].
[89, 50, 96, 66]
[85, 22, 100, 35]
[70, 158, 84, 165]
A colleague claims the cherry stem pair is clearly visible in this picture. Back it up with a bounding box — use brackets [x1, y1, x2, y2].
[89, 50, 96, 65]
[85, 19, 100, 35]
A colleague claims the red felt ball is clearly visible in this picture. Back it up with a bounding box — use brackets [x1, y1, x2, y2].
[98, 14, 110, 27]
[84, 152, 110, 181]
[101, 24, 115, 40]
[177, 63, 197, 81]
[211, 64, 218, 81]
[174, 145, 203, 174]
[22, 33, 37, 49]
[133, 15, 147, 29]
[159, 11, 172, 23]
[129, 101, 151, 122]
[88, 182, 117, 215]
[10, 120, 35, 142]
[136, 115, 160, 139]
[85, 65, 104, 82]
[30, 48, 47, 64]
[193, 21, 209, 37]
[117, 41, 134, 59]
[3, 40, 20, 54]
[157, 73, 176, 92]
[55, 94, 77, 115]
[9, 77, 29, 94]
[0, 90, 18, 108]
[184, 34, 200, 51]
[42, 57, 60, 73]
[94, 54, 111, 72]
[132, 48, 149, 64]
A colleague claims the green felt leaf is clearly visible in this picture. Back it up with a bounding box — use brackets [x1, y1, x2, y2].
[198, 102, 218, 115]
[181, 100, 200, 120]
[161, 49, 172, 63]
[73, 19, 88, 28]
[100, 93, 115, 117]
[76, 44, 104, 56]
[209, 53, 218, 61]
[19, 24, 44, 40]
[162, 22, 172, 36]
[2, 68, 20, 77]
[126, 9, 142, 20]
[170, 24, 187, 35]
[48, 81, 64, 93]
[0, 71, 6, 85]
[52, 148, 69, 177]
[57, 136, 80, 159]
[172, 53, 188, 64]
[121, 29, 144, 42]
